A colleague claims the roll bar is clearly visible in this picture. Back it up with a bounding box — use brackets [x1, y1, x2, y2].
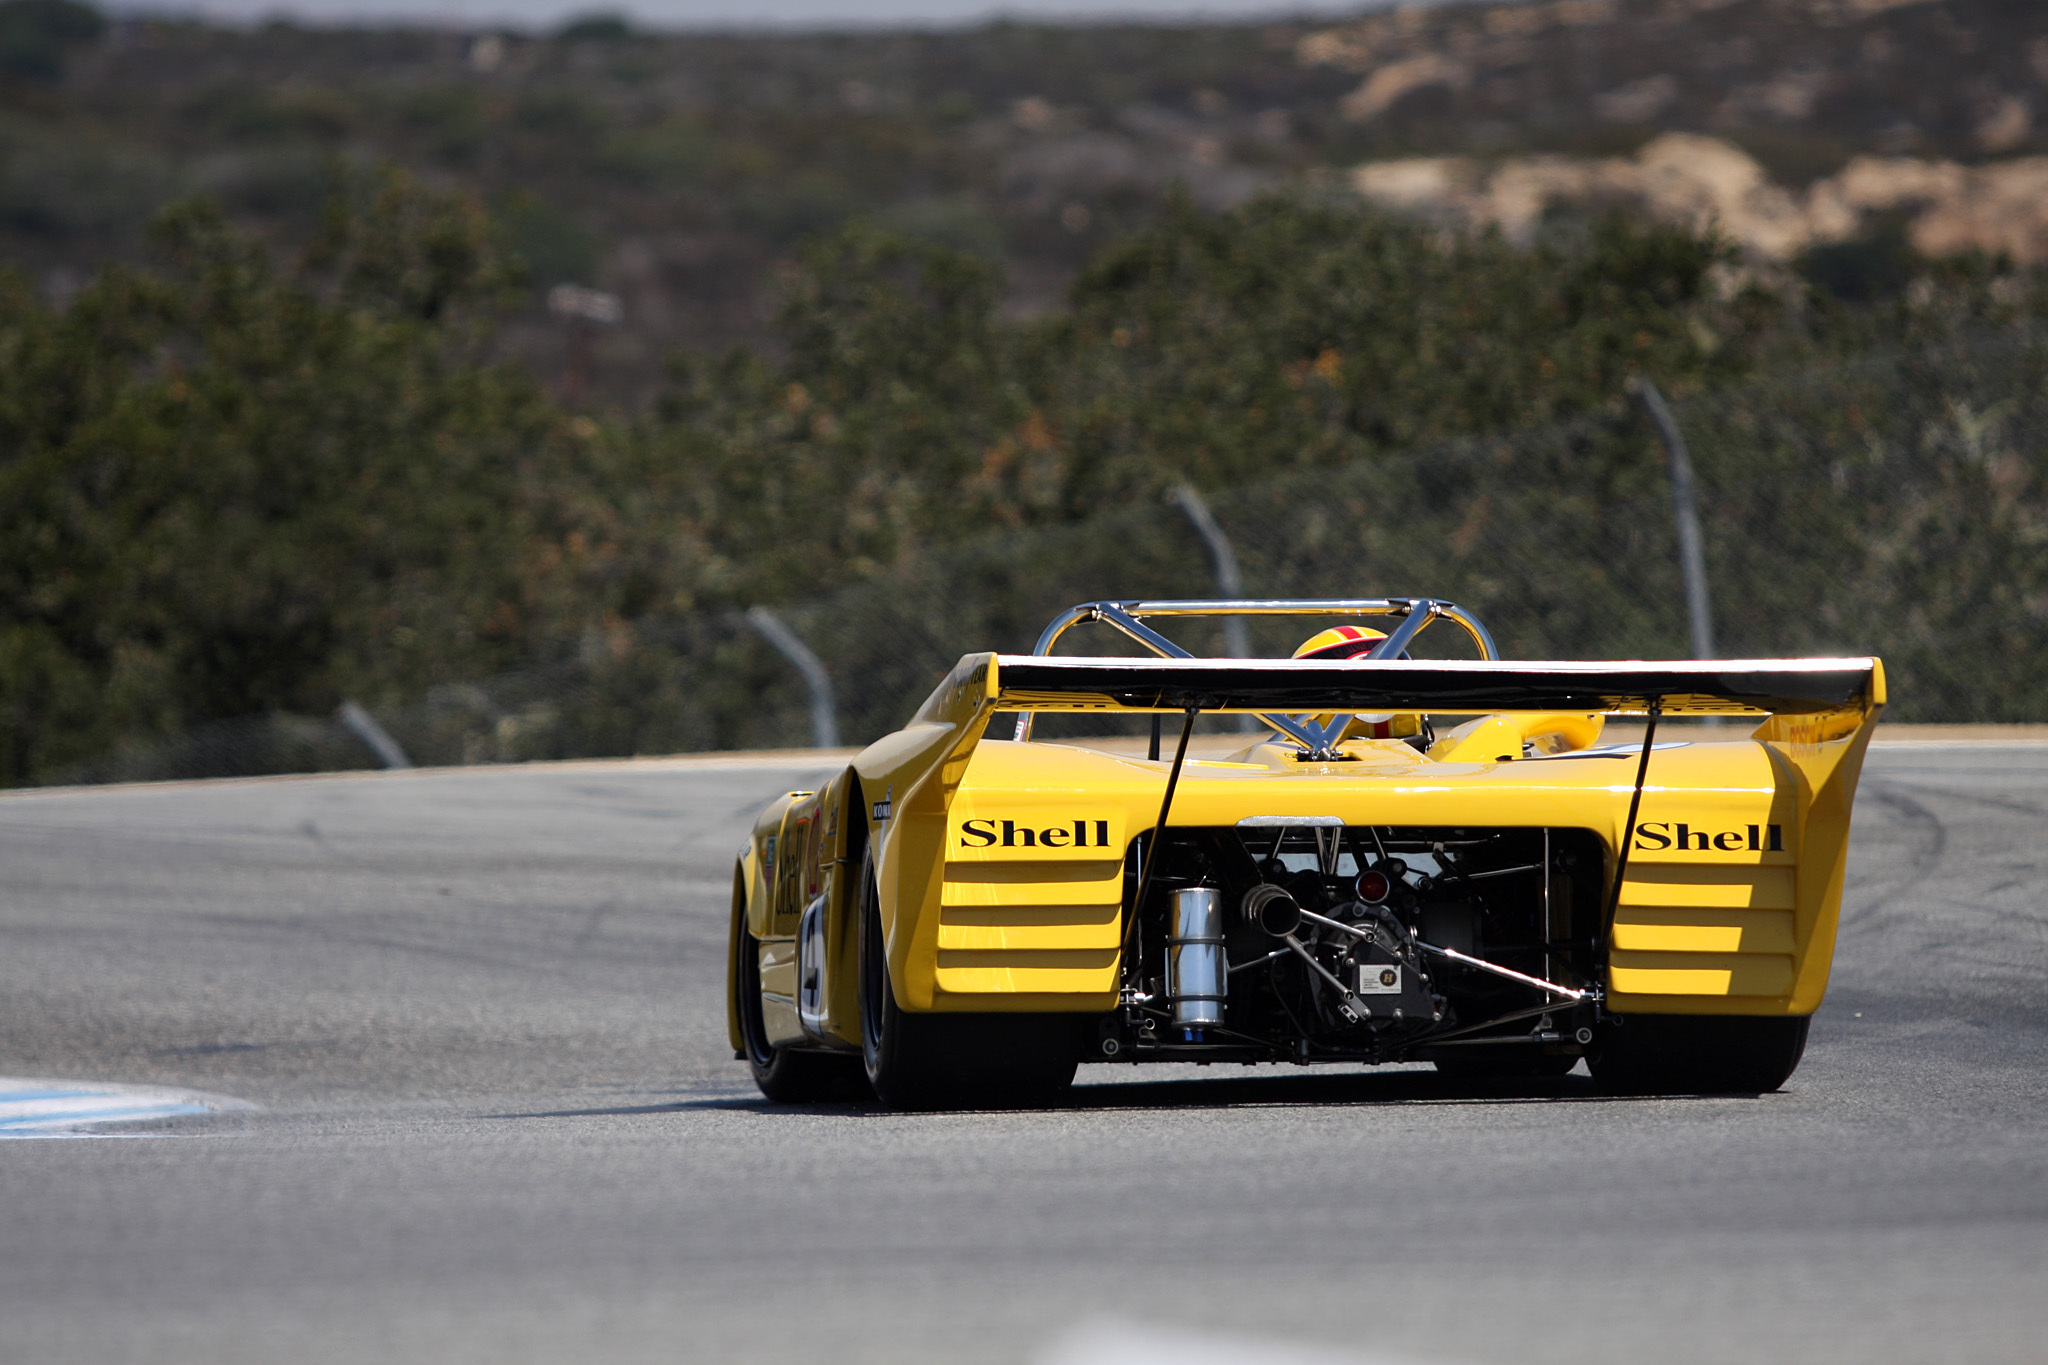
[1010, 598, 1500, 753]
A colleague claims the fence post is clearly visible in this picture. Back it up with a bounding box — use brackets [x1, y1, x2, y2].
[1630, 377, 1717, 660]
[1173, 483, 1256, 732]
[746, 607, 841, 750]
[337, 701, 412, 769]
[1172, 484, 1252, 658]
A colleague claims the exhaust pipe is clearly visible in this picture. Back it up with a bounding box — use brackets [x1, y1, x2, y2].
[1244, 883, 1301, 938]
[1166, 888, 1227, 1028]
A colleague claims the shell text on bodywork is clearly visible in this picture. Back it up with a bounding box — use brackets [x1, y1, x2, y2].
[959, 817, 1114, 851]
[1633, 822, 1783, 853]
[949, 804, 1126, 861]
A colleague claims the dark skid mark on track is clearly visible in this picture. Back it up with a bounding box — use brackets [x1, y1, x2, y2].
[190, 910, 561, 979]
[563, 784, 690, 820]
[1880, 782, 2048, 819]
[1846, 778, 1948, 922]
[151, 1040, 286, 1057]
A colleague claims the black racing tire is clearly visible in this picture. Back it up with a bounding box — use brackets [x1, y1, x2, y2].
[857, 848, 1078, 1111]
[735, 915, 869, 1104]
[1432, 1046, 1582, 1079]
[1589, 1013, 1811, 1095]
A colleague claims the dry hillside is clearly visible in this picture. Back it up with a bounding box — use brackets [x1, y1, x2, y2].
[4, 0, 2042, 402]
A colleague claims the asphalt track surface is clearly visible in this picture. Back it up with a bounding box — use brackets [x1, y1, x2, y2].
[1, 745, 2043, 1363]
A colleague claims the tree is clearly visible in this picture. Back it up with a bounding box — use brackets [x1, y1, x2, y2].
[0, 170, 568, 783]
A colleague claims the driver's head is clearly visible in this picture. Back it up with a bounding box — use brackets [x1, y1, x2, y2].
[1292, 625, 1388, 661]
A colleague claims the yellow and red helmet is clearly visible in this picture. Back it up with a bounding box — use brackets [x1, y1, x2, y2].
[1292, 625, 1389, 661]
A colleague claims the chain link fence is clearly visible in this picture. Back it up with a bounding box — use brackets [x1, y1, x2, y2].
[51, 334, 2048, 784]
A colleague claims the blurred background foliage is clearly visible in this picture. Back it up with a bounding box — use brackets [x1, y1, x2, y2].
[4, 1, 2047, 783]
[9, 166, 2045, 785]
[3, 0, 2044, 404]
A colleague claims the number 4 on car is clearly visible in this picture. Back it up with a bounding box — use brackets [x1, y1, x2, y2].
[726, 598, 1884, 1110]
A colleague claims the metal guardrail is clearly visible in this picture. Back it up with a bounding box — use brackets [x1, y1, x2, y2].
[746, 606, 841, 750]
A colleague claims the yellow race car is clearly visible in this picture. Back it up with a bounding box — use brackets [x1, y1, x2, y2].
[727, 599, 1883, 1109]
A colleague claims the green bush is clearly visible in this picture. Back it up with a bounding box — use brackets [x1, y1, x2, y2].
[6, 178, 2043, 784]
[0, 170, 572, 782]
[637, 198, 1780, 613]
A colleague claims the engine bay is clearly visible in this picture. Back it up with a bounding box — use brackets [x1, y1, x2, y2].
[1099, 823, 1608, 1068]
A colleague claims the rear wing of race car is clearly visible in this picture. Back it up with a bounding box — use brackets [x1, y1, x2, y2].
[900, 651, 1884, 767]
[878, 648, 1884, 811]
[982, 655, 1883, 720]
[992, 599, 1879, 746]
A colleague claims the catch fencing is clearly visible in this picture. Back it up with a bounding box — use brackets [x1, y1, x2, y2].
[52, 334, 2048, 783]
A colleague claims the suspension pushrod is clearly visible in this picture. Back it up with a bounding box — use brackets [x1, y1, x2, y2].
[1436, 863, 1543, 883]
[1289, 907, 1590, 1002]
[1413, 940, 1592, 1001]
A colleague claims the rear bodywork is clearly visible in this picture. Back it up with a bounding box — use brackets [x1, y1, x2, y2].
[728, 600, 1882, 1069]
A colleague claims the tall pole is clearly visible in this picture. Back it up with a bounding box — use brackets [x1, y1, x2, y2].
[1172, 484, 1251, 658]
[337, 701, 411, 769]
[746, 607, 840, 750]
[1630, 377, 1717, 660]
[1173, 483, 1256, 732]
[548, 284, 624, 411]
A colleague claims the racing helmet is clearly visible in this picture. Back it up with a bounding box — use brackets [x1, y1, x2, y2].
[1292, 625, 1389, 660]
[1292, 625, 1421, 740]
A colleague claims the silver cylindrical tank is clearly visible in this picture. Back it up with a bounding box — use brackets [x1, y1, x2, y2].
[1166, 887, 1227, 1027]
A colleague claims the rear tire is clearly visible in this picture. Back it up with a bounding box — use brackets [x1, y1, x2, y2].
[1589, 1013, 1811, 1095]
[858, 848, 1078, 1111]
[735, 917, 869, 1103]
